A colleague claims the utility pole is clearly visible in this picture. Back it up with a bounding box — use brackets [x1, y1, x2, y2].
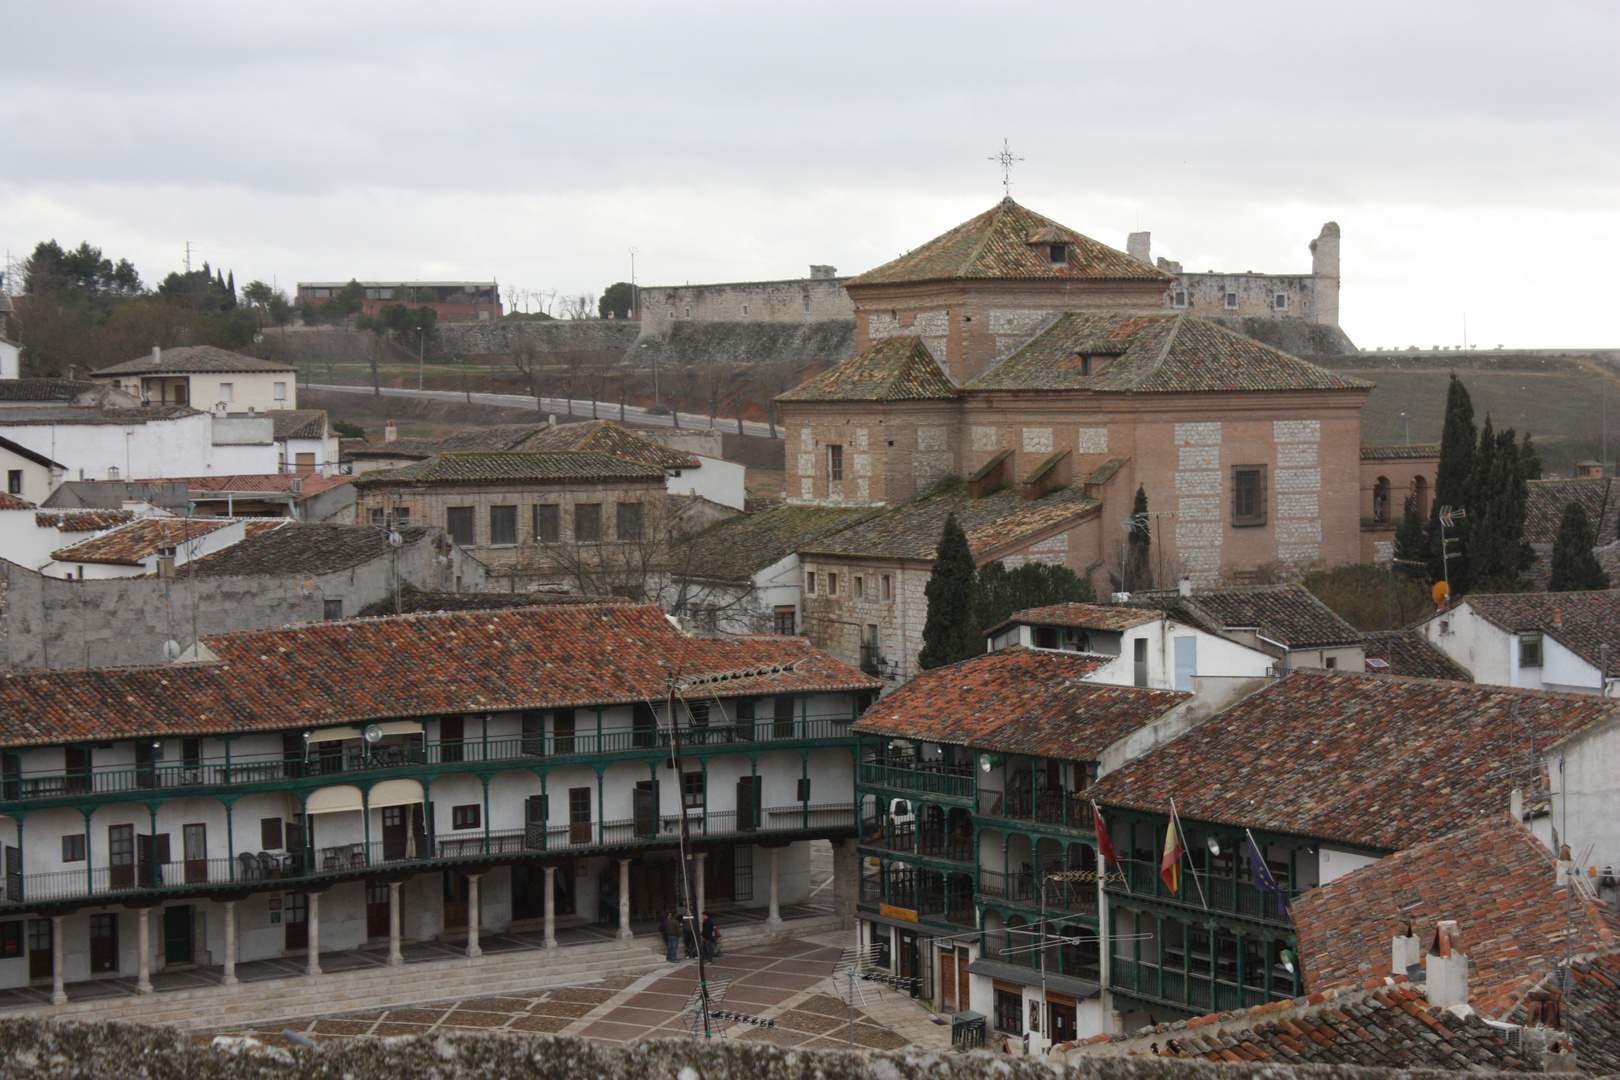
[628, 247, 639, 319]
[417, 327, 425, 391]
[184, 241, 195, 273]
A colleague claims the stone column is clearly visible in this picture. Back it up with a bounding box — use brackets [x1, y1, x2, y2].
[136, 908, 153, 994]
[832, 837, 859, 922]
[466, 874, 483, 958]
[694, 852, 707, 918]
[222, 901, 238, 986]
[542, 866, 557, 949]
[388, 882, 404, 966]
[767, 847, 782, 925]
[616, 858, 632, 941]
[50, 915, 66, 1004]
[305, 893, 322, 976]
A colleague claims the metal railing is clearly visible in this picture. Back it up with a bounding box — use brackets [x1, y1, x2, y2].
[977, 869, 1035, 903]
[859, 763, 975, 800]
[0, 719, 857, 804]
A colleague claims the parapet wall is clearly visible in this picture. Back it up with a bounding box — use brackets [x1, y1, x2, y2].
[437, 320, 643, 358]
[639, 320, 857, 370]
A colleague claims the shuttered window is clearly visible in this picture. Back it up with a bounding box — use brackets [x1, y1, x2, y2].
[1232, 465, 1267, 527]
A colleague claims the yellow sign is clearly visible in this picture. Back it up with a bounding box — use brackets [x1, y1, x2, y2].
[878, 904, 918, 923]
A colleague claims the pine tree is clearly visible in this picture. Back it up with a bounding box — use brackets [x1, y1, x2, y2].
[918, 513, 978, 670]
[1124, 485, 1152, 591]
[1428, 375, 1478, 589]
[1393, 494, 1427, 578]
[1548, 501, 1610, 592]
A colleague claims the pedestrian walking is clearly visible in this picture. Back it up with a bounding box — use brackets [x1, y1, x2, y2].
[660, 910, 680, 962]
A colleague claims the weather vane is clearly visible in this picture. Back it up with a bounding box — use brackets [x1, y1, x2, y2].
[989, 138, 1023, 197]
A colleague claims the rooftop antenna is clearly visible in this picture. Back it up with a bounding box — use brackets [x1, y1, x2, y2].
[989, 138, 1023, 198]
[184, 241, 195, 274]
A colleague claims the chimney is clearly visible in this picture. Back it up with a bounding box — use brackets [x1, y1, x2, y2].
[547, 413, 556, 427]
[1557, 843, 1573, 887]
[1126, 231, 1152, 266]
[151, 345, 161, 365]
[1511, 787, 1524, 820]
[1178, 577, 1194, 598]
[1553, 608, 1563, 629]
[384, 420, 397, 443]
[1424, 920, 1470, 1011]
[1392, 919, 1422, 978]
[213, 401, 227, 418]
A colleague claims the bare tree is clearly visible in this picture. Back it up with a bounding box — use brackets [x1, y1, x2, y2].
[559, 293, 597, 320]
[511, 340, 553, 412]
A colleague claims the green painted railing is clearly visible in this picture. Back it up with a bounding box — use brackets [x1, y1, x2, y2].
[857, 763, 975, 800]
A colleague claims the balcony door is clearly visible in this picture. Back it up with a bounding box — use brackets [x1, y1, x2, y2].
[109, 824, 135, 889]
[568, 788, 592, 845]
[284, 892, 307, 951]
[366, 881, 391, 939]
[27, 919, 51, 981]
[163, 905, 193, 965]
[89, 913, 118, 973]
[381, 806, 408, 862]
[736, 776, 761, 832]
[443, 870, 469, 929]
[183, 824, 207, 884]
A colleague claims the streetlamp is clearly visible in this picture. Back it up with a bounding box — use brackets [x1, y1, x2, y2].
[417, 327, 425, 391]
[1400, 412, 1409, 446]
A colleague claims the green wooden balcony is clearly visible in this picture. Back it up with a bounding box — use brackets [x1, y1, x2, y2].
[857, 762, 975, 801]
[1110, 860, 1297, 927]
[1107, 956, 1296, 1013]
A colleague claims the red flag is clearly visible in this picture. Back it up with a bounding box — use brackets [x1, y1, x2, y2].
[1092, 802, 1121, 867]
[1160, 816, 1184, 893]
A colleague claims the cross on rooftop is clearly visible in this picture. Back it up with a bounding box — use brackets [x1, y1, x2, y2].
[989, 138, 1024, 197]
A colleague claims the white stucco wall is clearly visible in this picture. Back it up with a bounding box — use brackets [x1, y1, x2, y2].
[1, 414, 279, 483]
[669, 455, 746, 511]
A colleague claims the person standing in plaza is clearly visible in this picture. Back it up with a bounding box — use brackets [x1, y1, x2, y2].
[660, 910, 680, 963]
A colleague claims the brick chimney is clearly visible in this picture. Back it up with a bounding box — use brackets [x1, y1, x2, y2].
[1391, 918, 1421, 978]
[1424, 920, 1469, 1011]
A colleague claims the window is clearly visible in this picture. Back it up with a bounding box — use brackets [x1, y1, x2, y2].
[1232, 465, 1268, 527]
[854, 576, 864, 599]
[1224, 292, 1239, 309]
[370, 506, 410, 528]
[803, 295, 811, 312]
[1274, 293, 1288, 310]
[218, 382, 234, 402]
[446, 506, 475, 546]
[1172, 290, 1187, 308]
[260, 817, 283, 849]
[575, 503, 602, 543]
[994, 987, 1023, 1034]
[617, 502, 643, 542]
[805, 571, 817, 595]
[1048, 243, 1068, 264]
[452, 805, 481, 830]
[323, 599, 343, 620]
[827, 572, 839, 596]
[797, 777, 812, 801]
[682, 771, 704, 809]
[684, 307, 691, 318]
[533, 504, 559, 544]
[881, 574, 892, 601]
[1520, 633, 1543, 668]
[6, 471, 20, 496]
[490, 505, 517, 547]
[774, 606, 796, 635]
[742, 304, 750, 316]
[828, 445, 844, 482]
[273, 381, 287, 400]
[392, 506, 411, 528]
[1325, 656, 1338, 669]
[61, 834, 86, 862]
[0, 922, 20, 959]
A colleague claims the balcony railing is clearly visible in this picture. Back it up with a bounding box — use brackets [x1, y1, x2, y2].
[916, 829, 974, 862]
[0, 803, 855, 907]
[0, 719, 856, 805]
[1112, 860, 1297, 925]
[859, 763, 975, 800]
[977, 869, 1035, 903]
[1107, 957, 1294, 1010]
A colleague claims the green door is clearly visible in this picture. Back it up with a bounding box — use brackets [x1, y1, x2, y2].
[163, 905, 193, 965]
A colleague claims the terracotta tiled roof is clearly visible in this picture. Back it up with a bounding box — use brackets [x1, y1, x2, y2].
[1293, 815, 1620, 1020]
[241, 520, 287, 538]
[1360, 444, 1441, 461]
[986, 602, 1162, 637]
[776, 337, 957, 403]
[351, 451, 665, 486]
[0, 605, 879, 747]
[0, 405, 200, 427]
[50, 518, 232, 566]
[848, 198, 1172, 287]
[1145, 584, 1363, 649]
[34, 509, 135, 532]
[800, 483, 1100, 562]
[1074, 980, 1542, 1071]
[1361, 629, 1471, 680]
[1456, 591, 1620, 669]
[1084, 669, 1618, 851]
[1524, 477, 1616, 546]
[387, 589, 628, 614]
[269, 409, 328, 440]
[157, 474, 353, 500]
[967, 313, 1372, 395]
[190, 524, 431, 577]
[510, 420, 698, 469]
[92, 345, 294, 376]
[0, 378, 94, 402]
[852, 647, 1187, 761]
[674, 503, 880, 582]
[1528, 953, 1620, 1074]
[0, 493, 35, 511]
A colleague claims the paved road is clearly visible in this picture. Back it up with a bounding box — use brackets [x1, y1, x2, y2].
[307, 383, 782, 440]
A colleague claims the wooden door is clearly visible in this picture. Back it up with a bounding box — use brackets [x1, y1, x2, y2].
[736, 776, 761, 832]
[632, 704, 655, 748]
[706, 844, 734, 902]
[941, 948, 958, 1012]
[772, 695, 794, 738]
[284, 893, 307, 950]
[521, 711, 544, 757]
[1047, 994, 1077, 1045]
[89, 913, 118, 973]
[135, 743, 156, 788]
[27, 919, 51, 980]
[524, 795, 547, 850]
[633, 781, 657, 839]
[109, 824, 135, 889]
[381, 806, 407, 862]
[65, 746, 91, 795]
[163, 906, 193, 965]
[443, 870, 469, 929]
[439, 716, 464, 763]
[553, 709, 575, 754]
[183, 823, 207, 884]
[511, 863, 544, 921]
[366, 881, 390, 939]
[956, 948, 971, 1012]
[568, 788, 592, 845]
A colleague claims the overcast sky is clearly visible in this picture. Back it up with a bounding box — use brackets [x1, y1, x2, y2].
[2, 1, 1616, 348]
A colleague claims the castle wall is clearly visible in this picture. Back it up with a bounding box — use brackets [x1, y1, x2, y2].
[636, 275, 853, 328]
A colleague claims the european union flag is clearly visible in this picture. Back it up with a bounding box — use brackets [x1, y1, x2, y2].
[1247, 832, 1288, 915]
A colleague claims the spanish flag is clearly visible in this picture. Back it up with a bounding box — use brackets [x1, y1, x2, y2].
[1160, 816, 1184, 893]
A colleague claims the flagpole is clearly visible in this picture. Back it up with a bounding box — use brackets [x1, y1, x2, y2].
[1092, 800, 1131, 895]
[1172, 800, 1210, 909]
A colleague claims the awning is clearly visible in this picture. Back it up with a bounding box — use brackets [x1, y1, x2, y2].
[306, 785, 363, 815]
[368, 778, 424, 809]
[964, 958, 1099, 1000]
[372, 721, 423, 736]
[306, 726, 361, 743]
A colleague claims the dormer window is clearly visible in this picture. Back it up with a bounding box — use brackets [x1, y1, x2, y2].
[1073, 353, 1106, 377]
[1047, 243, 1068, 265]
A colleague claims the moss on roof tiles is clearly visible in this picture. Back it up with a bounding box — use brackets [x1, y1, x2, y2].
[848, 198, 1173, 287]
[674, 503, 881, 582]
[801, 482, 1099, 562]
[776, 336, 957, 403]
[93, 345, 295, 376]
[352, 450, 664, 485]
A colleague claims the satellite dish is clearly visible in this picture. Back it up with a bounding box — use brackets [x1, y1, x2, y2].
[363, 724, 384, 744]
[162, 639, 182, 661]
[1206, 836, 1222, 857]
[388, 531, 403, 548]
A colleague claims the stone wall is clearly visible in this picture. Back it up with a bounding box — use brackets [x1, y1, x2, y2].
[638, 320, 857, 371]
[638, 274, 854, 327]
[437, 320, 643, 358]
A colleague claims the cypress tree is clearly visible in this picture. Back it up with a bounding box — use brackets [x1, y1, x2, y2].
[918, 513, 978, 670]
[1393, 494, 1427, 578]
[1124, 485, 1152, 591]
[1473, 427, 1530, 587]
[1548, 501, 1610, 592]
[1520, 432, 1542, 480]
[1428, 375, 1477, 588]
